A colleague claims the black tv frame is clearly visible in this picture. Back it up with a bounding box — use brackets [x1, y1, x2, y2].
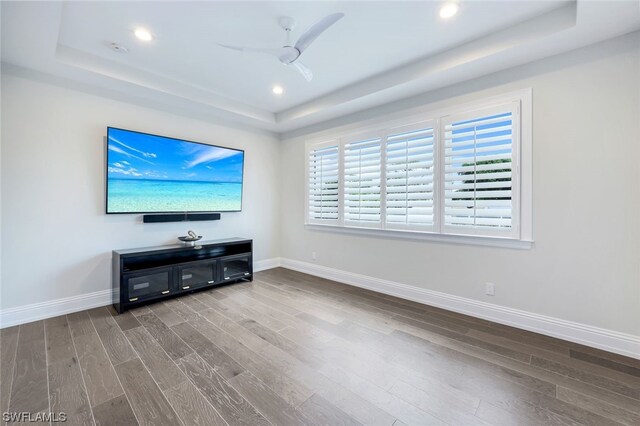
[105, 127, 245, 215]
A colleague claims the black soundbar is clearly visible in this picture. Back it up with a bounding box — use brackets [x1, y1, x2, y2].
[143, 213, 221, 223]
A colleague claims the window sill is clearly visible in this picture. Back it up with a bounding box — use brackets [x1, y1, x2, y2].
[304, 223, 534, 250]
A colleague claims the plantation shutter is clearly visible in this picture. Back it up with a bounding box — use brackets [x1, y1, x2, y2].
[442, 103, 519, 237]
[385, 123, 435, 231]
[343, 136, 382, 227]
[308, 143, 340, 224]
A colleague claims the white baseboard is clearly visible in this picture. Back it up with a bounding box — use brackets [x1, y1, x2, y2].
[4, 256, 637, 360]
[0, 257, 282, 329]
[0, 290, 114, 329]
[254, 257, 282, 272]
[279, 258, 640, 360]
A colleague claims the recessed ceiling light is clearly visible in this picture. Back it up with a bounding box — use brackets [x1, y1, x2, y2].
[134, 28, 153, 42]
[439, 2, 459, 19]
[272, 85, 284, 95]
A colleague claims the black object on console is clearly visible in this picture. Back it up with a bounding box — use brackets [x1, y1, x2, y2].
[142, 212, 221, 223]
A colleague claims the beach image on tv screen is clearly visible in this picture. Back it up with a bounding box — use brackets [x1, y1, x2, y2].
[107, 128, 244, 213]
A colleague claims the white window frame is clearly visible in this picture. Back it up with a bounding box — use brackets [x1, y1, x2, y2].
[440, 102, 520, 239]
[304, 89, 533, 249]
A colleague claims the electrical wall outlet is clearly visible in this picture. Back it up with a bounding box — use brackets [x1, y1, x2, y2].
[485, 282, 495, 296]
[312, 251, 317, 261]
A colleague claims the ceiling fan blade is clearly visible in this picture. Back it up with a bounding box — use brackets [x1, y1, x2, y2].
[294, 13, 344, 55]
[219, 44, 292, 58]
[292, 61, 313, 82]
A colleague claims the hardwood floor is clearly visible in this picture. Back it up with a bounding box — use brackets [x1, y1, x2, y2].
[2, 267, 639, 425]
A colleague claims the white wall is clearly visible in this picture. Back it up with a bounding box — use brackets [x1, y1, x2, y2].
[1, 74, 280, 310]
[280, 33, 640, 338]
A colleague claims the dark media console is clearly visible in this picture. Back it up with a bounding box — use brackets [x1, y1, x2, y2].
[112, 238, 252, 313]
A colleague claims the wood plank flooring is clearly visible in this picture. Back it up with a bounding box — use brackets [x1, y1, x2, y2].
[1, 267, 639, 425]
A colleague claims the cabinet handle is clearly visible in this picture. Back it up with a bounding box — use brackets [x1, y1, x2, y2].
[244, 272, 250, 276]
[182, 286, 190, 290]
[129, 297, 138, 302]
[161, 290, 170, 294]
[224, 277, 230, 280]
[207, 280, 214, 284]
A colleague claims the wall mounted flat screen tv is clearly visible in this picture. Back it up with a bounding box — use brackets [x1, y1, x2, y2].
[106, 127, 244, 214]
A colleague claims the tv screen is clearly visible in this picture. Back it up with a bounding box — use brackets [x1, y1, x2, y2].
[106, 127, 244, 214]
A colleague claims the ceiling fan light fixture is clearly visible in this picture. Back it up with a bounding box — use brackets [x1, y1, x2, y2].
[439, 2, 459, 19]
[272, 85, 284, 95]
[134, 27, 153, 42]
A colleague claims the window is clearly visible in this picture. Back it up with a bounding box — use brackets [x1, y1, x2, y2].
[442, 105, 518, 238]
[307, 142, 340, 224]
[385, 123, 435, 231]
[343, 136, 382, 227]
[305, 91, 532, 245]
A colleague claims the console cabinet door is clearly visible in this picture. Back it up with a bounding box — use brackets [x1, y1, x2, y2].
[124, 268, 171, 302]
[179, 261, 217, 290]
[221, 255, 252, 281]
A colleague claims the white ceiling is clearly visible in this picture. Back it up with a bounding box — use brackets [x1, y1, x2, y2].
[56, 1, 563, 112]
[2, 1, 639, 134]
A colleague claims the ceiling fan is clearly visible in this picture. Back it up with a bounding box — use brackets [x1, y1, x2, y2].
[219, 13, 344, 82]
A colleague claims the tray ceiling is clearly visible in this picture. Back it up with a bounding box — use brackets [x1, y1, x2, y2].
[2, 1, 639, 134]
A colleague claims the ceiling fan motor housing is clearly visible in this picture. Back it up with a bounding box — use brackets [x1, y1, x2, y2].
[278, 47, 301, 64]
